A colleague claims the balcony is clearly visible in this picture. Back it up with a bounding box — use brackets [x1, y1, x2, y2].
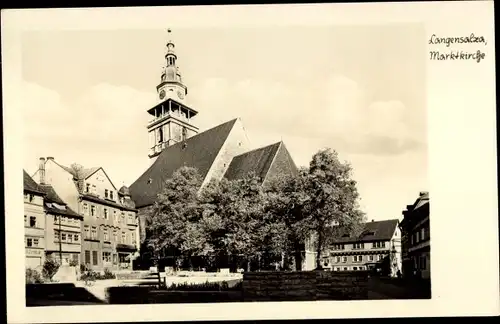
[148, 110, 192, 126]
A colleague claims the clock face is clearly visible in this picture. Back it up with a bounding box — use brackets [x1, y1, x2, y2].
[159, 90, 166, 100]
[177, 90, 185, 99]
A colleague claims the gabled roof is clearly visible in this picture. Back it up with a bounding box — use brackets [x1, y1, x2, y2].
[413, 192, 429, 210]
[224, 142, 281, 182]
[81, 194, 137, 212]
[60, 165, 100, 180]
[60, 165, 117, 190]
[38, 184, 82, 219]
[23, 170, 45, 195]
[333, 219, 399, 244]
[130, 118, 239, 208]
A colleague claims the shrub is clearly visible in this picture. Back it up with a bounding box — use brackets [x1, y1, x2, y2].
[102, 268, 116, 279]
[80, 269, 98, 282]
[69, 259, 79, 267]
[26, 268, 44, 284]
[79, 268, 116, 281]
[164, 280, 240, 291]
[42, 258, 60, 281]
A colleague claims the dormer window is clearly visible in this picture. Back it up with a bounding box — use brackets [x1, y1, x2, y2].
[105, 189, 109, 199]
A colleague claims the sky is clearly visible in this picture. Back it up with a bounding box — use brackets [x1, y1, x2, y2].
[21, 24, 428, 221]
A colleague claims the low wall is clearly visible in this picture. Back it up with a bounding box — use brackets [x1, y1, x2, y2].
[242, 271, 369, 301]
[26, 283, 104, 305]
[106, 287, 242, 304]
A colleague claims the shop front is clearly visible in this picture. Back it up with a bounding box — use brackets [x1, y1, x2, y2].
[26, 247, 44, 269]
[116, 244, 137, 270]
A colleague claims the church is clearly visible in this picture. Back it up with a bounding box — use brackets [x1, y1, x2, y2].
[128, 30, 299, 265]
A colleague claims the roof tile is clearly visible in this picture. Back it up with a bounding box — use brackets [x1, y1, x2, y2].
[130, 118, 238, 208]
[224, 142, 281, 182]
[334, 219, 399, 243]
[23, 170, 45, 195]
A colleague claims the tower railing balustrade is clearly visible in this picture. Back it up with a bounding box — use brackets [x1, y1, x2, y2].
[148, 109, 190, 126]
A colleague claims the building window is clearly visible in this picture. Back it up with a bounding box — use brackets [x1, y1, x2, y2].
[83, 203, 89, 215]
[416, 231, 420, 243]
[61, 233, 66, 241]
[92, 251, 98, 266]
[85, 251, 91, 264]
[113, 254, 118, 265]
[104, 229, 109, 242]
[421, 227, 426, 240]
[114, 211, 118, 223]
[90, 205, 96, 217]
[378, 254, 384, 261]
[102, 252, 111, 263]
[84, 226, 90, 239]
[105, 189, 109, 199]
[121, 232, 126, 244]
[74, 234, 79, 242]
[113, 230, 118, 242]
[26, 238, 33, 247]
[368, 255, 374, 261]
[373, 241, 386, 248]
[335, 256, 341, 263]
[353, 243, 364, 249]
[110, 191, 114, 200]
[104, 208, 109, 220]
[86, 183, 90, 193]
[420, 256, 427, 270]
[131, 232, 136, 245]
[344, 267, 348, 271]
[91, 227, 97, 240]
[342, 256, 347, 263]
[333, 244, 345, 250]
[128, 213, 133, 224]
[29, 194, 34, 202]
[352, 255, 363, 263]
[29, 216, 36, 227]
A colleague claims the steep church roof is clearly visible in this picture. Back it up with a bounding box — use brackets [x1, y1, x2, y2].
[224, 141, 298, 183]
[129, 118, 239, 208]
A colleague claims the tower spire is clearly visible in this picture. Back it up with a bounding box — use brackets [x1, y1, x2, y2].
[147, 28, 198, 163]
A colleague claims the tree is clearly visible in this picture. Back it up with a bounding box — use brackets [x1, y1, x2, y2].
[263, 167, 310, 271]
[198, 172, 266, 271]
[302, 148, 366, 269]
[145, 166, 204, 269]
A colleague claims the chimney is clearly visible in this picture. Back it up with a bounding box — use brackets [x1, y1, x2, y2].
[371, 219, 374, 222]
[47, 157, 54, 161]
[38, 157, 46, 184]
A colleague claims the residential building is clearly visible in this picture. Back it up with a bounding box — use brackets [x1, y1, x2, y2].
[129, 30, 299, 265]
[23, 170, 46, 269]
[399, 191, 430, 279]
[319, 219, 402, 276]
[32, 157, 140, 272]
[39, 182, 83, 266]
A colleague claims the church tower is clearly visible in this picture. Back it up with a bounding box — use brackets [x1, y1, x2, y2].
[147, 29, 199, 162]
